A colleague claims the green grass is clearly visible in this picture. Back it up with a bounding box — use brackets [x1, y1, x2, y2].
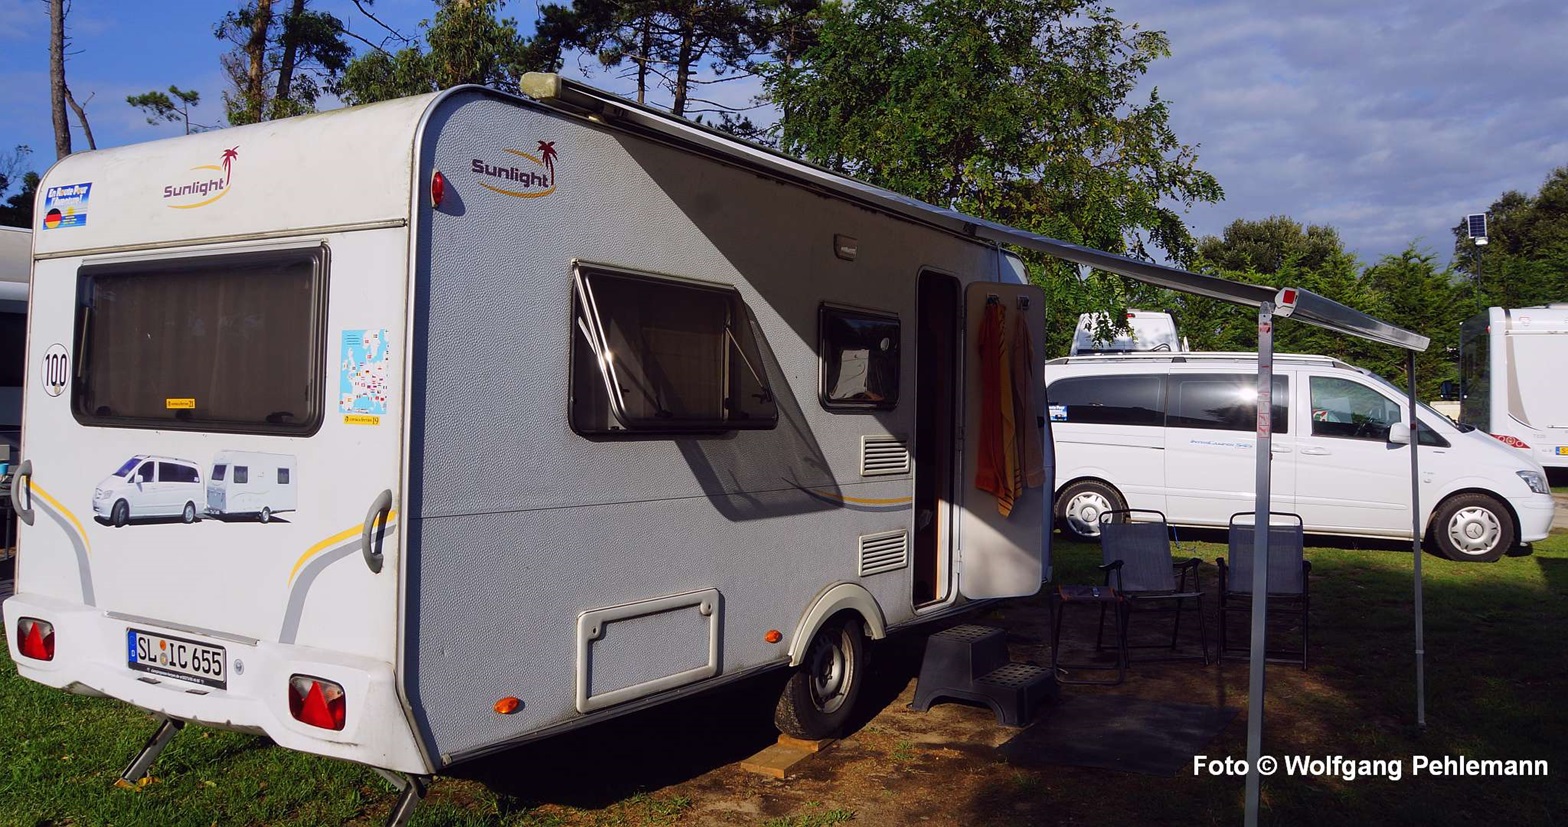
[762, 802, 856, 827]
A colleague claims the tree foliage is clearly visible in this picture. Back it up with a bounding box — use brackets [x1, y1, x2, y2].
[1451, 166, 1568, 309]
[217, 0, 353, 124]
[127, 86, 208, 134]
[339, 0, 556, 104]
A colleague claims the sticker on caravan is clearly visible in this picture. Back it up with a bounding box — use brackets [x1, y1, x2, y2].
[41, 182, 91, 229]
[472, 141, 558, 198]
[339, 329, 389, 423]
[163, 146, 238, 209]
[1049, 404, 1068, 422]
[165, 398, 197, 409]
[41, 344, 69, 397]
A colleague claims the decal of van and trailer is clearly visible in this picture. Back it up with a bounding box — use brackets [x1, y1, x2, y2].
[91, 451, 297, 526]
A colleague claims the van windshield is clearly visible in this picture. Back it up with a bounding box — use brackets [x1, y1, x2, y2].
[113, 457, 141, 476]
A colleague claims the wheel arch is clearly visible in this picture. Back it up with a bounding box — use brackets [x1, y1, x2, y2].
[787, 582, 887, 667]
[1425, 487, 1522, 541]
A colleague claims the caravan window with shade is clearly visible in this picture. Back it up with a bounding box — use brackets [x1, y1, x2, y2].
[570, 265, 778, 434]
[73, 247, 327, 435]
[819, 305, 900, 410]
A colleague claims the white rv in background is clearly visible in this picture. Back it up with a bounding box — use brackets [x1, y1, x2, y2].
[1459, 305, 1568, 473]
[1, 226, 28, 459]
[207, 450, 297, 522]
[1068, 309, 1185, 355]
[5, 76, 1058, 822]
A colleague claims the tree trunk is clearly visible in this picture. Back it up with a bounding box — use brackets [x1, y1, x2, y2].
[672, 20, 694, 117]
[244, 0, 276, 123]
[49, 0, 71, 158]
[272, 0, 307, 118]
[636, 12, 651, 105]
[64, 87, 97, 151]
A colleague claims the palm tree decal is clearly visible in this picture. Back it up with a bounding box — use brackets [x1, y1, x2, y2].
[537, 141, 557, 187]
[221, 147, 239, 186]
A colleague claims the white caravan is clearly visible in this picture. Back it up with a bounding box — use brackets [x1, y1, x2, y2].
[5, 77, 1055, 815]
[1458, 305, 1568, 473]
[207, 450, 297, 522]
[1048, 352, 1555, 562]
[1068, 309, 1184, 355]
[91, 455, 205, 526]
[1, 225, 28, 459]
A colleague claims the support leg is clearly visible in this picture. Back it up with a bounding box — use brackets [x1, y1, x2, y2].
[375, 769, 429, 827]
[117, 717, 184, 787]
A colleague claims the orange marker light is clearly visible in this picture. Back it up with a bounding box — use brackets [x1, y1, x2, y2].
[493, 696, 521, 715]
[764, 630, 783, 644]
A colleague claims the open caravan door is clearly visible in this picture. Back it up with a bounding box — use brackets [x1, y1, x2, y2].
[958, 281, 1048, 598]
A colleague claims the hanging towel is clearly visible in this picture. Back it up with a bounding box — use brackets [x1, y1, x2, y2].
[974, 299, 1014, 516]
[997, 305, 1021, 514]
[1011, 312, 1046, 489]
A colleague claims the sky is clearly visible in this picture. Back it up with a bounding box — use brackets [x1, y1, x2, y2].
[2, 0, 1566, 268]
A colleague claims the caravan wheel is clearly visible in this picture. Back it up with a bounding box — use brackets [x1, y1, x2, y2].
[774, 615, 865, 740]
[258, 507, 272, 524]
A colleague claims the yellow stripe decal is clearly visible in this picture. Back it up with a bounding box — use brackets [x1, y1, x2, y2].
[808, 490, 914, 506]
[287, 510, 397, 584]
[30, 482, 91, 556]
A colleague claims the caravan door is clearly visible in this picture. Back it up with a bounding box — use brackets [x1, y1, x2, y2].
[957, 281, 1047, 599]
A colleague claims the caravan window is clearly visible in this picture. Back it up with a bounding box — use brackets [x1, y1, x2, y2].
[278, 467, 290, 484]
[570, 265, 778, 434]
[73, 247, 327, 435]
[819, 305, 900, 410]
[212, 464, 227, 481]
[233, 466, 249, 484]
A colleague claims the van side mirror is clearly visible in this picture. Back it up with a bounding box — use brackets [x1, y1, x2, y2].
[1438, 380, 1456, 400]
[1388, 423, 1411, 445]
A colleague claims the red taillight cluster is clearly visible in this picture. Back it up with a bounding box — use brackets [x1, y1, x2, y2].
[288, 674, 346, 731]
[1491, 433, 1531, 449]
[16, 617, 55, 661]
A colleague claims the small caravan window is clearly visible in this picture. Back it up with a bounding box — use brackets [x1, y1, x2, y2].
[278, 468, 290, 484]
[73, 247, 327, 435]
[212, 464, 227, 481]
[234, 466, 249, 484]
[819, 305, 900, 410]
[570, 264, 778, 434]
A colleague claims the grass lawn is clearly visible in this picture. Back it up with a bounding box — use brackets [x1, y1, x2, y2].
[3, 530, 1566, 826]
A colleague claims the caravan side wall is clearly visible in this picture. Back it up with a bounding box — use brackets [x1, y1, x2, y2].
[1464, 306, 1568, 470]
[403, 92, 1041, 764]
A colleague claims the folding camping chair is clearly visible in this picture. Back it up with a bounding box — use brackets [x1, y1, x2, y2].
[1097, 509, 1209, 664]
[1218, 512, 1310, 669]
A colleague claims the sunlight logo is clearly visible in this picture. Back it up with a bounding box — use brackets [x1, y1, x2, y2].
[163, 146, 239, 209]
[471, 141, 558, 198]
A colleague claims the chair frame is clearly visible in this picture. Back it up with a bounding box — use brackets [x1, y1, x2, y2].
[1095, 508, 1209, 665]
[1217, 511, 1311, 669]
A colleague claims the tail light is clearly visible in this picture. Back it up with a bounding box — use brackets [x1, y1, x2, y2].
[17, 617, 55, 661]
[1491, 434, 1531, 449]
[287, 674, 346, 731]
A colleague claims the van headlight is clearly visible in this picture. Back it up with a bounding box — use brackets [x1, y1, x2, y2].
[1517, 470, 1550, 495]
[94, 488, 108, 500]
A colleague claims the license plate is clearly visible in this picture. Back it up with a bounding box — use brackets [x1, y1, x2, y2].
[127, 628, 227, 689]
[1556, 446, 1568, 456]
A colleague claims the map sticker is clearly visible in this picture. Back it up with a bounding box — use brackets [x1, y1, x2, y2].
[42, 182, 92, 229]
[340, 329, 390, 424]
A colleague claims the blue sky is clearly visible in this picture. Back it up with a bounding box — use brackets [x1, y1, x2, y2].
[3, 0, 1566, 267]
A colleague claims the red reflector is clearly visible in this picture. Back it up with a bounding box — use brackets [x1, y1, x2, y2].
[1281, 288, 1298, 305]
[17, 617, 55, 661]
[1490, 433, 1531, 449]
[288, 674, 346, 731]
[431, 171, 446, 208]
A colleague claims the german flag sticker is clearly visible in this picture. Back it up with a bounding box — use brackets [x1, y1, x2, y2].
[44, 209, 63, 229]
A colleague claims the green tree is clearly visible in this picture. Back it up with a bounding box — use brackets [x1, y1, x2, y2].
[338, 0, 552, 104]
[1452, 167, 1568, 309]
[759, 0, 1222, 355]
[1361, 246, 1465, 397]
[217, 0, 353, 124]
[0, 171, 39, 229]
[127, 86, 209, 134]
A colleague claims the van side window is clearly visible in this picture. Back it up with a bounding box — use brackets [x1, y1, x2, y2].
[278, 468, 290, 484]
[819, 305, 900, 410]
[1169, 374, 1289, 434]
[158, 462, 198, 484]
[1046, 375, 1163, 426]
[136, 463, 154, 483]
[570, 264, 778, 434]
[234, 466, 249, 484]
[72, 247, 327, 435]
[1310, 376, 1400, 440]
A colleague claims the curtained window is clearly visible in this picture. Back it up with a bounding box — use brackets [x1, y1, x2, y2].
[819, 305, 900, 410]
[74, 248, 326, 434]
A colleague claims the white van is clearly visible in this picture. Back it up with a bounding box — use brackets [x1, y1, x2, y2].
[91, 455, 205, 526]
[1048, 352, 1555, 562]
[207, 450, 297, 523]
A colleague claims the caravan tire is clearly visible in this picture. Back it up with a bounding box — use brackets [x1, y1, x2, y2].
[1430, 493, 1513, 562]
[259, 507, 271, 524]
[1056, 480, 1126, 542]
[182, 502, 197, 524]
[111, 500, 130, 528]
[774, 615, 865, 740]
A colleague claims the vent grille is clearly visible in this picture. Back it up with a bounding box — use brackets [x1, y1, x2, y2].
[861, 435, 910, 476]
[858, 529, 909, 577]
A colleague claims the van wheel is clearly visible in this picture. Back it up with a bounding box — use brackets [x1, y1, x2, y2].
[1056, 480, 1126, 541]
[258, 507, 272, 524]
[1430, 493, 1514, 562]
[111, 500, 130, 528]
[182, 502, 197, 524]
[775, 615, 865, 740]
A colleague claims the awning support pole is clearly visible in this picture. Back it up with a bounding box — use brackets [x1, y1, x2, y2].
[1244, 301, 1275, 827]
[1408, 350, 1426, 728]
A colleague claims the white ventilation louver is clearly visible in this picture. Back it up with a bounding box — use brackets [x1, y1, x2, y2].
[858, 529, 909, 577]
[860, 435, 910, 476]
